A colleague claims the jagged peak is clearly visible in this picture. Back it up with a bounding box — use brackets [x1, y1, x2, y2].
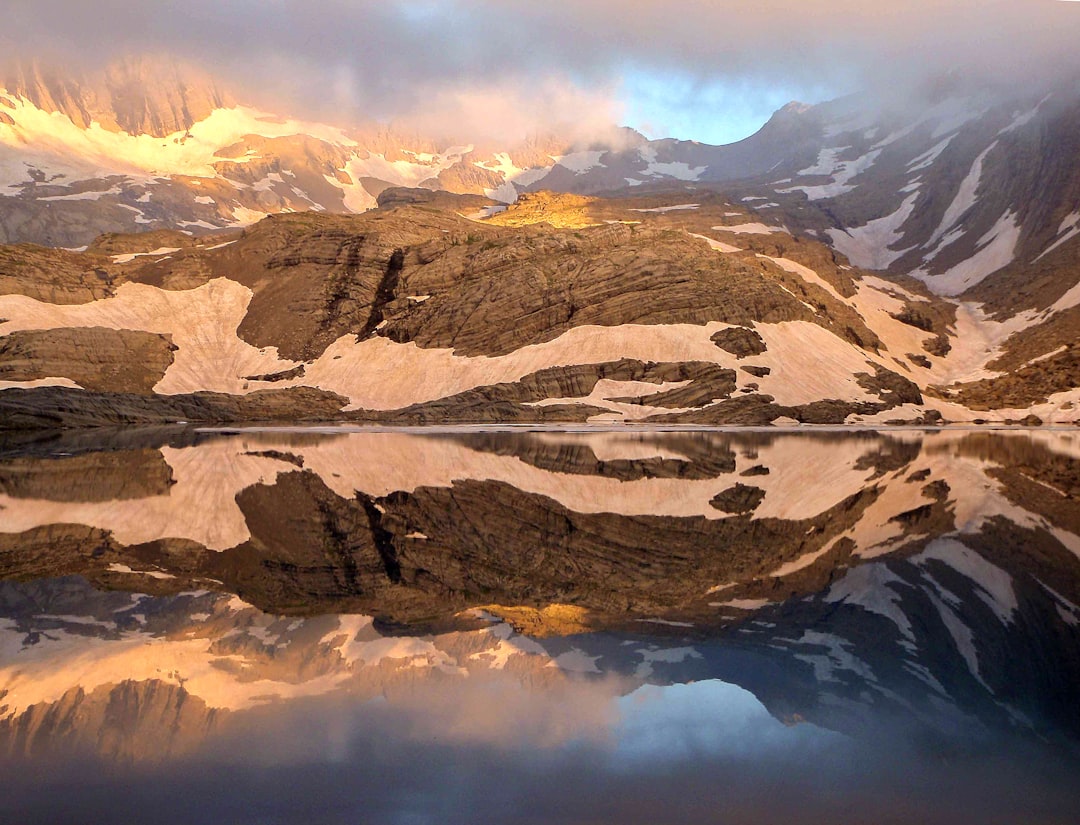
[1, 55, 233, 138]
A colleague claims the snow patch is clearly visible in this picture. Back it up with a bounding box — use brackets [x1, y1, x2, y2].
[927, 142, 996, 246]
[557, 150, 605, 173]
[1033, 211, 1080, 263]
[826, 192, 918, 270]
[915, 210, 1021, 295]
[110, 246, 181, 264]
[629, 203, 699, 213]
[643, 161, 705, 181]
[712, 222, 784, 235]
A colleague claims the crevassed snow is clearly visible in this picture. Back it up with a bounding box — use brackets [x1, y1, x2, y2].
[826, 192, 918, 270]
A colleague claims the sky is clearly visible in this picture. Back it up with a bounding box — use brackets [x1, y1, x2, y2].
[3, 0, 1080, 144]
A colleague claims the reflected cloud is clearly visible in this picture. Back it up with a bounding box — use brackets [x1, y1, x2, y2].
[0, 428, 1078, 822]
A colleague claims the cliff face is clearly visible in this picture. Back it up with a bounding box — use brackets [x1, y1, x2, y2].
[3, 58, 231, 137]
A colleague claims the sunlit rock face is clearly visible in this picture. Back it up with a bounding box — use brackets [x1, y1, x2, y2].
[0, 196, 1072, 426]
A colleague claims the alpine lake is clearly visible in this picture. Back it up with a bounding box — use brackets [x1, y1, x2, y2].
[0, 425, 1078, 824]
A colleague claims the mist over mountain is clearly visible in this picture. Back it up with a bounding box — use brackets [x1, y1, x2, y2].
[4, 1, 1079, 142]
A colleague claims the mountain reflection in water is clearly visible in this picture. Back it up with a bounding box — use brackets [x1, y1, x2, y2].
[0, 427, 1078, 824]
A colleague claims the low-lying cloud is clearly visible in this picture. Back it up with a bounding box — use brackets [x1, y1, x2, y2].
[3, 1, 1078, 141]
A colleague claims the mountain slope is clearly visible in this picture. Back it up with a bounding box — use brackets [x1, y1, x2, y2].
[0, 63, 1078, 425]
[14, 187, 1070, 426]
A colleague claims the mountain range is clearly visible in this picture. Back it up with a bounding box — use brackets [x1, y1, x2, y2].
[0, 59, 1077, 426]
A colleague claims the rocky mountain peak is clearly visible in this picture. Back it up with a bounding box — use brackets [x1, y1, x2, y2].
[2, 56, 232, 138]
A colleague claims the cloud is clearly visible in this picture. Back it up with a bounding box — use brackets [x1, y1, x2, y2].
[2, 1, 1078, 141]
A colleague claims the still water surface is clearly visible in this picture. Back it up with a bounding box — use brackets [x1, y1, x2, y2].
[0, 427, 1078, 823]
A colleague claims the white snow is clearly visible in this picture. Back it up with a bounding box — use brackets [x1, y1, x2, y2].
[782, 146, 882, 200]
[690, 233, 741, 253]
[629, 203, 699, 213]
[826, 192, 918, 270]
[915, 210, 1021, 295]
[927, 142, 997, 246]
[550, 649, 602, 674]
[792, 631, 877, 685]
[229, 205, 271, 226]
[38, 185, 124, 201]
[106, 563, 176, 580]
[0, 376, 83, 391]
[0, 278, 299, 396]
[712, 222, 784, 235]
[907, 136, 956, 172]
[110, 246, 181, 264]
[0, 98, 357, 188]
[760, 255, 847, 303]
[633, 646, 701, 678]
[483, 181, 518, 203]
[916, 539, 1017, 625]
[998, 95, 1050, 135]
[1033, 210, 1080, 263]
[643, 161, 705, 181]
[825, 563, 914, 641]
[556, 150, 605, 173]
